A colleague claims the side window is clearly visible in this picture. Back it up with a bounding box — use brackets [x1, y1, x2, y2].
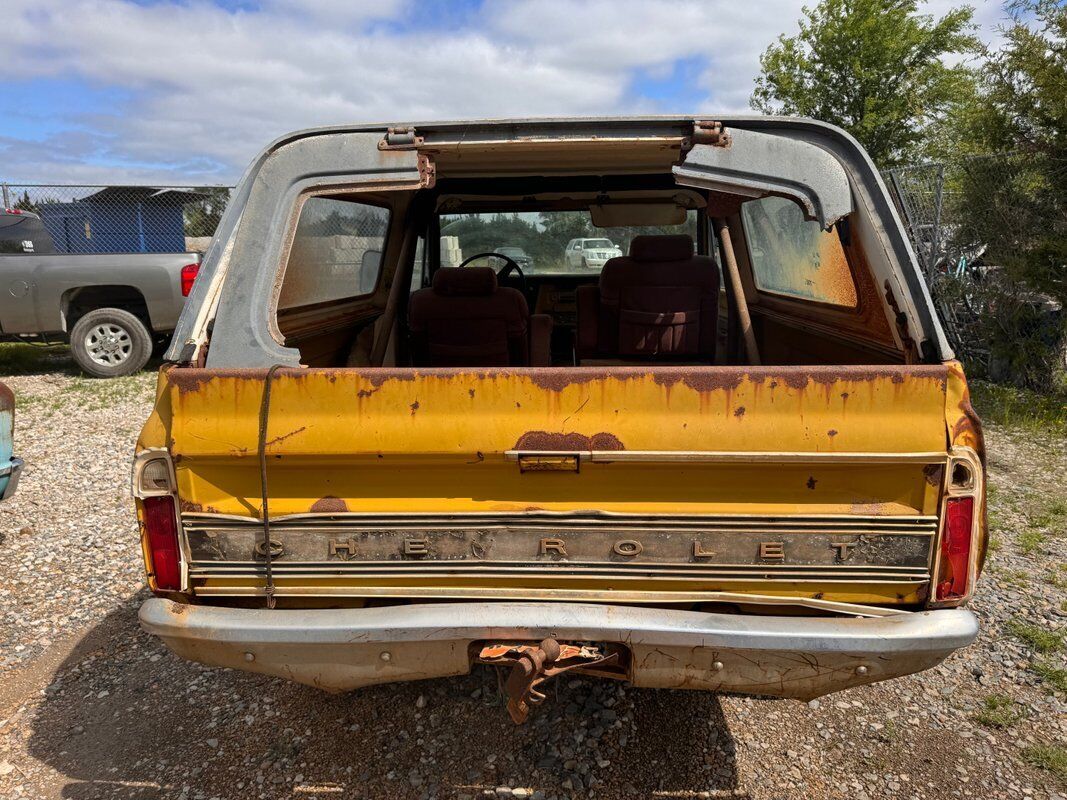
[279, 196, 390, 310]
[740, 196, 857, 307]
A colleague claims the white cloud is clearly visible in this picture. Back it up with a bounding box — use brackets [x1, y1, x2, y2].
[0, 0, 1005, 183]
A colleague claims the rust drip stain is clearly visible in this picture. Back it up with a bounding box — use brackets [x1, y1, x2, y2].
[733, 406, 746, 418]
[468, 388, 476, 399]
[167, 366, 294, 395]
[653, 370, 747, 393]
[265, 426, 306, 447]
[514, 431, 625, 451]
[168, 370, 215, 395]
[527, 369, 605, 392]
[178, 499, 222, 514]
[310, 496, 349, 513]
[410, 400, 420, 415]
[366, 371, 417, 388]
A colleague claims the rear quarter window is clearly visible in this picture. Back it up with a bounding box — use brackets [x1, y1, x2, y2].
[278, 196, 390, 310]
[741, 196, 857, 307]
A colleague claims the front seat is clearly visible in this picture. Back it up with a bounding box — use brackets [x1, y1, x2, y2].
[408, 267, 552, 367]
[576, 234, 718, 361]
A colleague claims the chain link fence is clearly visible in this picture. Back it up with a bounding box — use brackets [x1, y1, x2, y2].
[883, 153, 1066, 389]
[1, 183, 234, 255]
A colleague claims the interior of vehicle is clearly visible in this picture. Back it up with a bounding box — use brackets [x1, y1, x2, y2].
[272, 139, 906, 370]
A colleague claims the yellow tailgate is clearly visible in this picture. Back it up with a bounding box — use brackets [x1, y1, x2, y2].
[138, 364, 962, 605]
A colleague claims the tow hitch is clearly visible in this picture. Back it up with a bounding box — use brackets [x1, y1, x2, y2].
[476, 639, 621, 724]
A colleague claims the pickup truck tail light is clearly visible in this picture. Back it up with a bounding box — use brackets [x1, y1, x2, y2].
[143, 496, 181, 591]
[133, 451, 183, 593]
[935, 496, 975, 603]
[180, 263, 200, 297]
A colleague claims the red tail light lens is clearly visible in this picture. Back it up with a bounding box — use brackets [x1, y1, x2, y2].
[936, 496, 974, 602]
[180, 263, 200, 297]
[143, 495, 181, 591]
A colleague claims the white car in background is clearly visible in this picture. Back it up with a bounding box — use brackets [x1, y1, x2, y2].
[564, 237, 622, 270]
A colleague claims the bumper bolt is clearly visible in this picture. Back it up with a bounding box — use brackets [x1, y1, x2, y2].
[380, 651, 392, 662]
[856, 665, 868, 675]
[244, 652, 255, 662]
[712, 661, 724, 671]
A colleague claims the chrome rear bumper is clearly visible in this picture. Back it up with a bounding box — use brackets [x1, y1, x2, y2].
[140, 599, 977, 700]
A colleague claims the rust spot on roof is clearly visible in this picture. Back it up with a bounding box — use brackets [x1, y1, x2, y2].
[311, 496, 348, 513]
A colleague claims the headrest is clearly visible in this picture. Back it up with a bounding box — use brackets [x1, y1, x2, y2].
[432, 267, 498, 297]
[629, 234, 695, 262]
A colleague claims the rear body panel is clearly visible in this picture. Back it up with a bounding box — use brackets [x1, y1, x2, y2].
[139, 364, 974, 607]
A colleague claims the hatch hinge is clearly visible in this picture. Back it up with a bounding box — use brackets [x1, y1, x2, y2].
[690, 120, 732, 148]
[378, 126, 424, 151]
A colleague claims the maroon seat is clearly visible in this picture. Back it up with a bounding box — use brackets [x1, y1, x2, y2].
[576, 234, 719, 361]
[408, 267, 552, 367]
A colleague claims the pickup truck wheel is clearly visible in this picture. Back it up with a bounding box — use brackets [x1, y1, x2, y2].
[70, 308, 152, 378]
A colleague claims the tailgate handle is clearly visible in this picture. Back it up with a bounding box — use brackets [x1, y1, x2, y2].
[515, 452, 581, 473]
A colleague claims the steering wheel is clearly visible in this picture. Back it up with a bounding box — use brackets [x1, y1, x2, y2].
[456, 252, 527, 294]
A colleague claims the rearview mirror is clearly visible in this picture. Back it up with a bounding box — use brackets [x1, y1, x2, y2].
[590, 203, 686, 228]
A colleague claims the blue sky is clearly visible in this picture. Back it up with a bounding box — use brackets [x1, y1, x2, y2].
[1, 0, 1008, 184]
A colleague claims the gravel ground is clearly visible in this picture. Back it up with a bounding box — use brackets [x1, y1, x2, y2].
[1, 348, 1065, 799]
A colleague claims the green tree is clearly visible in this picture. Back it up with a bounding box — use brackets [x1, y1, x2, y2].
[751, 0, 980, 166]
[13, 191, 39, 214]
[943, 0, 1067, 389]
[183, 187, 231, 238]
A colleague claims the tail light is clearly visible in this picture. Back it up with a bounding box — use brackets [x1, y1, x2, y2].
[936, 496, 975, 603]
[133, 451, 183, 593]
[180, 262, 200, 297]
[143, 495, 181, 591]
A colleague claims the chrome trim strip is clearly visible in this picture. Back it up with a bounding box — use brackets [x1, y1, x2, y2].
[181, 510, 940, 527]
[185, 584, 928, 601]
[506, 450, 948, 464]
